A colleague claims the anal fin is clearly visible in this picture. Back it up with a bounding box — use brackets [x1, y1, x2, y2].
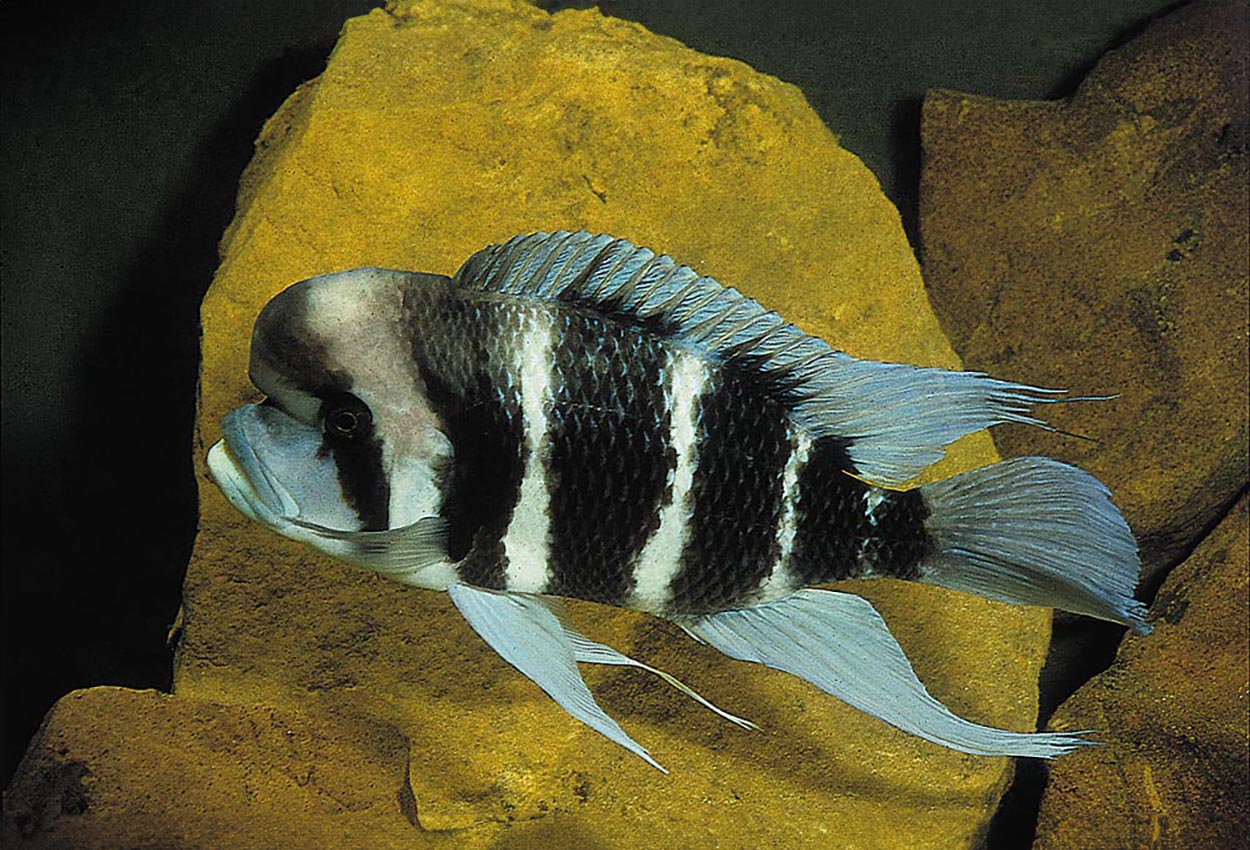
[682, 589, 1093, 758]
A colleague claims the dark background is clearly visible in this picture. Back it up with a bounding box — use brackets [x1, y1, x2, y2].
[1, 0, 1179, 840]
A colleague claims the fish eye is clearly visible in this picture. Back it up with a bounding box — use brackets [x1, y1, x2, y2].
[322, 395, 373, 442]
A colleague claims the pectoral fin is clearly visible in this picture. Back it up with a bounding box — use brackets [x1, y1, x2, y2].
[683, 589, 1094, 758]
[293, 516, 451, 583]
[447, 583, 666, 771]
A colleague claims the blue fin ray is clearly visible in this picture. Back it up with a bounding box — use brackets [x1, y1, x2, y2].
[534, 597, 758, 731]
[447, 584, 667, 772]
[682, 589, 1094, 759]
[454, 231, 1070, 486]
[291, 516, 450, 581]
[918, 457, 1151, 634]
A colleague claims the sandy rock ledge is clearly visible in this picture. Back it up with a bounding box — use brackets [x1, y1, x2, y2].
[1, 687, 418, 850]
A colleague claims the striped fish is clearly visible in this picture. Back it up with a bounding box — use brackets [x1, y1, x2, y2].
[208, 231, 1151, 772]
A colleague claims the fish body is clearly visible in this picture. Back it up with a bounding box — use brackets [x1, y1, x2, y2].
[209, 231, 1150, 771]
[365, 271, 925, 616]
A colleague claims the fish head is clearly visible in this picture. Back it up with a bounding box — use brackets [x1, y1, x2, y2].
[207, 267, 454, 562]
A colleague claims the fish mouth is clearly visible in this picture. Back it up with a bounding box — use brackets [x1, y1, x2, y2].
[206, 404, 302, 530]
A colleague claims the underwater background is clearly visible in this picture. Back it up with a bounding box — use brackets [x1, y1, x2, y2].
[3, 1, 1237, 847]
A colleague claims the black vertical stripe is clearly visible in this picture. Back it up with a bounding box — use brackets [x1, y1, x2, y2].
[667, 366, 791, 615]
[544, 312, 671, 605]
[441, 390, 525, 588]
[857, 490, 930, 578]
[312, 385, 390, 533]
[789, 438, 930, 585]
[789, 438, 873, 585]
[251, 279, 330, 395]
[404, 289, 526, 590]
[325, 435, 390, 532]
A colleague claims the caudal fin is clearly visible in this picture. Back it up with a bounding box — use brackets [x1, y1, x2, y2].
[918, 457, 1151, 635]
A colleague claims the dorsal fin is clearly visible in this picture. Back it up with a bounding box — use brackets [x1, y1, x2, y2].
[452, 231, 1067, 486]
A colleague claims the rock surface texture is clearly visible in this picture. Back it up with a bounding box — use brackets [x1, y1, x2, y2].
[1, 688, 418, 849]
[919, 2, 1249, 847]
[920, 0, 1249, 591]
[1034, 494, 1249, 850]
[3, 1, 1063, 848]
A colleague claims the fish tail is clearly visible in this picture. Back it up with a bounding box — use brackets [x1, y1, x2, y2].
[917, 457, 1152, 634]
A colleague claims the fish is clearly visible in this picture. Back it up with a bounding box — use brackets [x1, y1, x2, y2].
[207, 230, 1151, 772]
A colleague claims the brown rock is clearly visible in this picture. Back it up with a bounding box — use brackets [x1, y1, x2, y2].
[0, 687, 420, 850]
[1032, 493, 1250, 850]
[164, 0, 1060, 847]
[919, 0, 1249, 589]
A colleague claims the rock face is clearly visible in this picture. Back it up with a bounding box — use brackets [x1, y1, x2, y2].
[1033, 493, 1249, 850]
[1, 688, 419, 850]
[919, 0, 1249, 591]
[918, 2, 1249, 846]
[5, 1, 1064, 847]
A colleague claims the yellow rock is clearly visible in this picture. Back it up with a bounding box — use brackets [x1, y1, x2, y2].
[1, 688, 418, 850]
[177, 1, 1049, 847]
[1034, 494, 1250, 850]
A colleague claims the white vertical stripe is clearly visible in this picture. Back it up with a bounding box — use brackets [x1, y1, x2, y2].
[757, 427, 812, 601]
[856, 485, 889, 569]
[863, 486, 887, 525]
[385, 429, 453, 529]
[502, 308, 556, 592]
[628, 348, 708, 613]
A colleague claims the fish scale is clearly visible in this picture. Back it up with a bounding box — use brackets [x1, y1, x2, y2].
[403, 292, 529, 583]
[668, 366, 792, 614]
[790, 439, 929, 585]
[404, 280, 930, 615]
[544, 312, 670, 605]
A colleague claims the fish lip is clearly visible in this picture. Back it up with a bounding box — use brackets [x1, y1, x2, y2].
[208, 404, 300, 527]
[206, 439, 273, 527]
